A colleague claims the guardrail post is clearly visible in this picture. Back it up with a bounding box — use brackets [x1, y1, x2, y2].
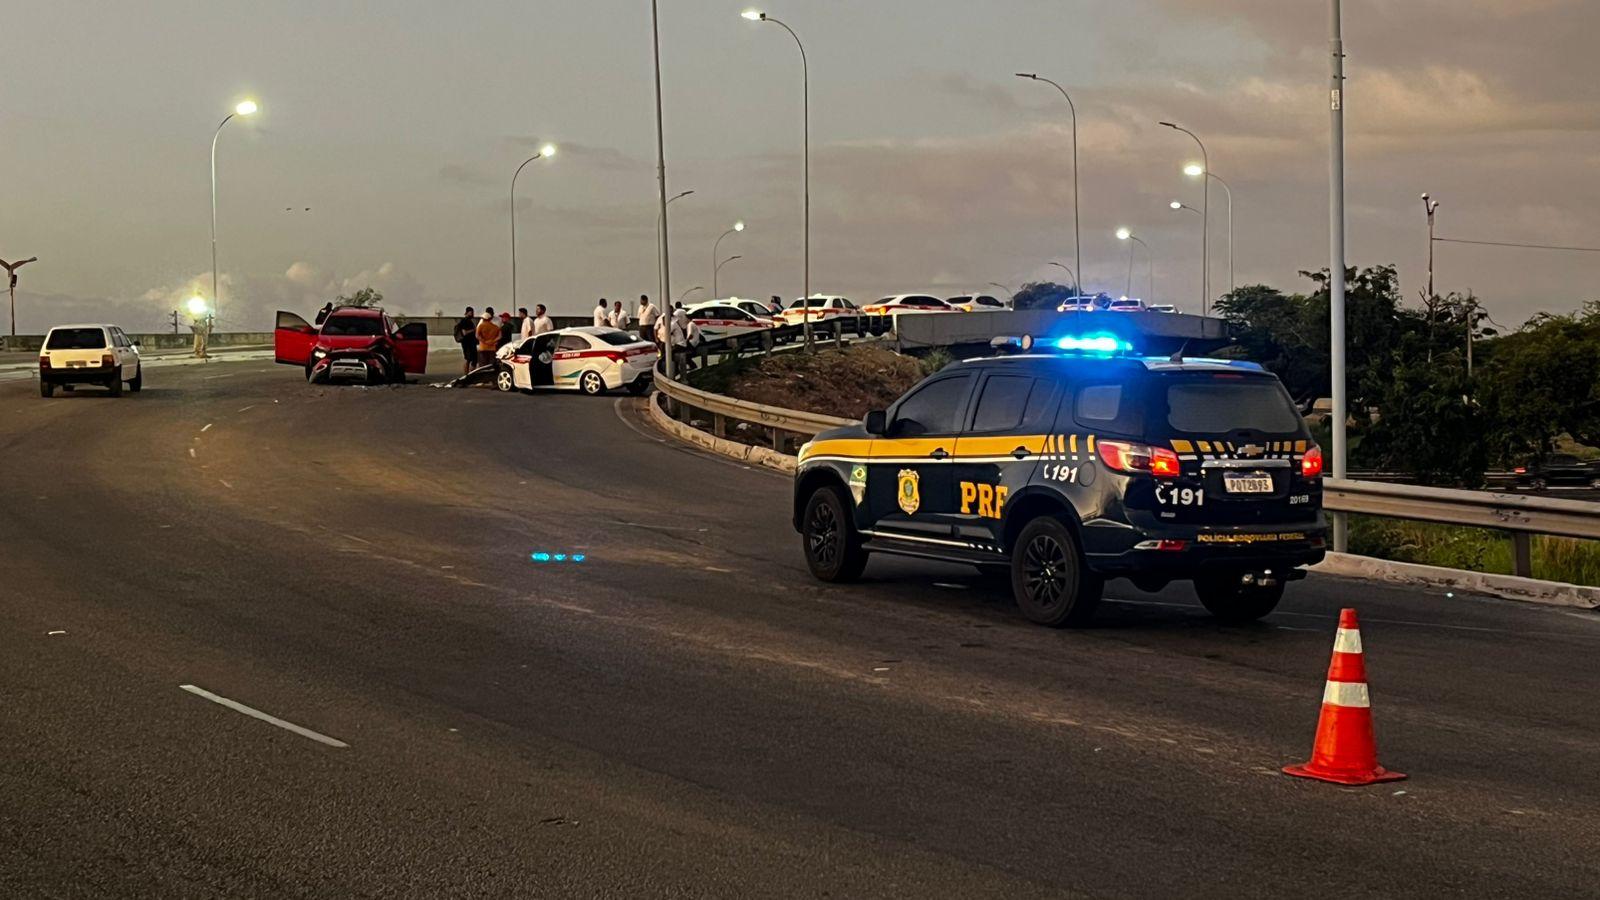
[712, 413, 727, 438]
[1511, 532, 1533, 579]
[772, 427, 789, 453]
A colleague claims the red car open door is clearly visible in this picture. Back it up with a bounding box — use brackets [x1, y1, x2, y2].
[393, 321, 429, 374]
[274, 311, 317, 366]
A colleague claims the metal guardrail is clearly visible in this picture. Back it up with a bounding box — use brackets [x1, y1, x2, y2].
[655, 366, 854, 455]
[1323, 478, 1600, 577]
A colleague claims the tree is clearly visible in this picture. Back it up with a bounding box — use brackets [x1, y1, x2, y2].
[1478, 302, 1600, 463]
[336, 286, 383, 308]
[1012, 281, 1106, 312]
[1357, 337, 1487, 485]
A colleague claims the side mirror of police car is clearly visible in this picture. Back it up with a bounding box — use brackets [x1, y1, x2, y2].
[865, 409, 887, 435]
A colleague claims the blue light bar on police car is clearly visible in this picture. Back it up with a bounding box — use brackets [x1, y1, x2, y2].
[1054, 333, 1132, 354]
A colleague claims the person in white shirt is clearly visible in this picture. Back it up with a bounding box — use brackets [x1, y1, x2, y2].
[593, 298, 610, 328]
[531, 303, 555, 336]
[608, 300, 629, 331]
[518, 306, 535, 340]
[637, 294, 658, 329]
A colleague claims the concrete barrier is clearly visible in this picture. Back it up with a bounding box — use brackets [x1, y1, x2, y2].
[1, 331, 273, 353]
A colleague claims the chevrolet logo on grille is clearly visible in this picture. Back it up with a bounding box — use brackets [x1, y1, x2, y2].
[1237, 444, 1265, 457]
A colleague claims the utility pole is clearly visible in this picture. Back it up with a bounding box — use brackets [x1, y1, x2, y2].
[1, 256, 39, 338]
[171, 310, 181, 334]
[1328, 0, 1349, 553]
[650, 0, 675, 383]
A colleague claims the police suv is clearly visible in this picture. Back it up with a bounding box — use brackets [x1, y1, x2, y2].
[792, 334, 1327, 626]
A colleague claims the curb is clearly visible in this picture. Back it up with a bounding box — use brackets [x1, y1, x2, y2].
[1311, 552, 1600, 610]
[647, 391, 797, 474]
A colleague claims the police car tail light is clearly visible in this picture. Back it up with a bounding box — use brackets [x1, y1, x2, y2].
[1098, 440, 1181, 479]
[1300, 445, 1324, 479]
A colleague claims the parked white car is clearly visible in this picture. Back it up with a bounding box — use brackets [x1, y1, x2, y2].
[778, 295, 860, 326]
[947, 294, 1008, 312]
[38, 324, 143, 398]
[684, 300, 775, 340]
[494, 327, 657, 396]
[861, 294, 959, 316]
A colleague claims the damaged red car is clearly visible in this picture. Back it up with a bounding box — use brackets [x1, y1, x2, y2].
[274, 306, 429, 384]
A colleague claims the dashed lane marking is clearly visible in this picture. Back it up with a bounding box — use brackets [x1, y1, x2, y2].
[178, 684, 349, 748]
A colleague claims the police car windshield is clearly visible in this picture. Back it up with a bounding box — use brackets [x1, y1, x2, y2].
[594, 330, 637, 346]
[321, 315, 384, 336]
[46, 328, 107, 350]
[1165, 375, 1301, 434]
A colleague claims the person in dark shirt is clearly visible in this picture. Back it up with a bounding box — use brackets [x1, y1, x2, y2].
[498, 312, 515, 348]
[453, 307, 477, 374]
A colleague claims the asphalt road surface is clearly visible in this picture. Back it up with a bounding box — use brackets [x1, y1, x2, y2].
[3, 354, 1599, 898]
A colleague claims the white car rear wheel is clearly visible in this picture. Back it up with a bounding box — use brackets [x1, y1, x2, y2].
[580, 371, 605, 396]
[495, 368, 515, 392]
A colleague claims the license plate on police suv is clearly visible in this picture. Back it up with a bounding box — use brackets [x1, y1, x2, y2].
[1223, 472, 1274, 494]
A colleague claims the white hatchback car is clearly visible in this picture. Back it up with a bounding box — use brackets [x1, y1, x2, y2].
[38, 324, 143, 398]
[494, 326, 658, 396]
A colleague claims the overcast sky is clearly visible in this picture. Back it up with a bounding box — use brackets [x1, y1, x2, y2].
[2, 0, 1596, 332]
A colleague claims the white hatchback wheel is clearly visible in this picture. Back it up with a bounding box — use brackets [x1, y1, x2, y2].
[580, 371, 605, 395]
[495, 369, 515, 392]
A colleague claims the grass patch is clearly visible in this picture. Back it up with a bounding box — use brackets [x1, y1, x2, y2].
[1350, 515, 1600, 586]
[709, 344, 928, 421]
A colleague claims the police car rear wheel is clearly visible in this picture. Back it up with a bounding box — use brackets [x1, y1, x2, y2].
[1011, 517, 1101, 627]
[802, 486, 867, 582]
[1194, 574, 1284, 623]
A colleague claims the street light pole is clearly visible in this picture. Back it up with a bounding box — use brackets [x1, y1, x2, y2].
[1016, 74, 1082, 296]
[210, 100, 257, 330]
[1, 256, 38, 338]
[1328, 0, 1349, 552]
[651, 0, 676, 383]
[657, 189, 694, 308]
[510, 144, 556, 312]
[1048, 261, 1077, 292]
[1188, 167, 1234, 296]
[1161, 121, 1209, 314]
[1421, 193, 1440, 299]
[1115, 229, 1152, 299]
[714, 255, 743, 298]
[1169, 201, 1204, 303]
[712, 221, 745, 298]
[745, 11, 812, 349]
[987, 282, 1013, 298]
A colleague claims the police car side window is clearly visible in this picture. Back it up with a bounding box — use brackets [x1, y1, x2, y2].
[891, 374, 972, 437]
[1073, 382, 1143, 434]
[970, 375, 1033, 433]
[557, 335, 589, 351]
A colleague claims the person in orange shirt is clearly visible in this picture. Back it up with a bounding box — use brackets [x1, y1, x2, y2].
[475, 310, 501, 368]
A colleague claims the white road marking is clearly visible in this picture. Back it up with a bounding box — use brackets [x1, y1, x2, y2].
[179, 684, 349, 748]
[218, 479, 234, 489]
[187, 448, 196, 459]
[237, 405, 255, 413]
[46, 630, 65, 636]
[201, 423, 213, 433]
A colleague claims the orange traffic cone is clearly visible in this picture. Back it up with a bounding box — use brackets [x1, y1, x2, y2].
[1283, 608, 1406, 786]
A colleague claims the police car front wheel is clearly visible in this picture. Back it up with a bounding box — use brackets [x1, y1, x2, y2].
[801, 486, 868, 582]
[1011, 517, 1102, 627]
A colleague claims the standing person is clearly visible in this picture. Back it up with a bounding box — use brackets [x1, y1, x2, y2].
[593, 298, 610, 328]
[608, 300, 629, 331]
[769, 295, 785, 316]
[475, 311, 500, 369]
[453, 306, 477, 374]
[531, 303, 555, 335]
[516, 307, 530, 337]
[638, 294, 658, 330]
[314, 301, 334, 325]
[191, 313, 209, 359]
[498, 311, 515, 348]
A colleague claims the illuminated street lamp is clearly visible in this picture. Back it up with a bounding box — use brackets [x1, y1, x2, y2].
[712, 221, 745, 298]
[211, 99, 258, 328]
[186, 295, 210, 317]
[1116, 228, 1154, 300]
[743, 9, 813, 348]
[1185, 162, 1233, 295]
[510, 143, 556, 311]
